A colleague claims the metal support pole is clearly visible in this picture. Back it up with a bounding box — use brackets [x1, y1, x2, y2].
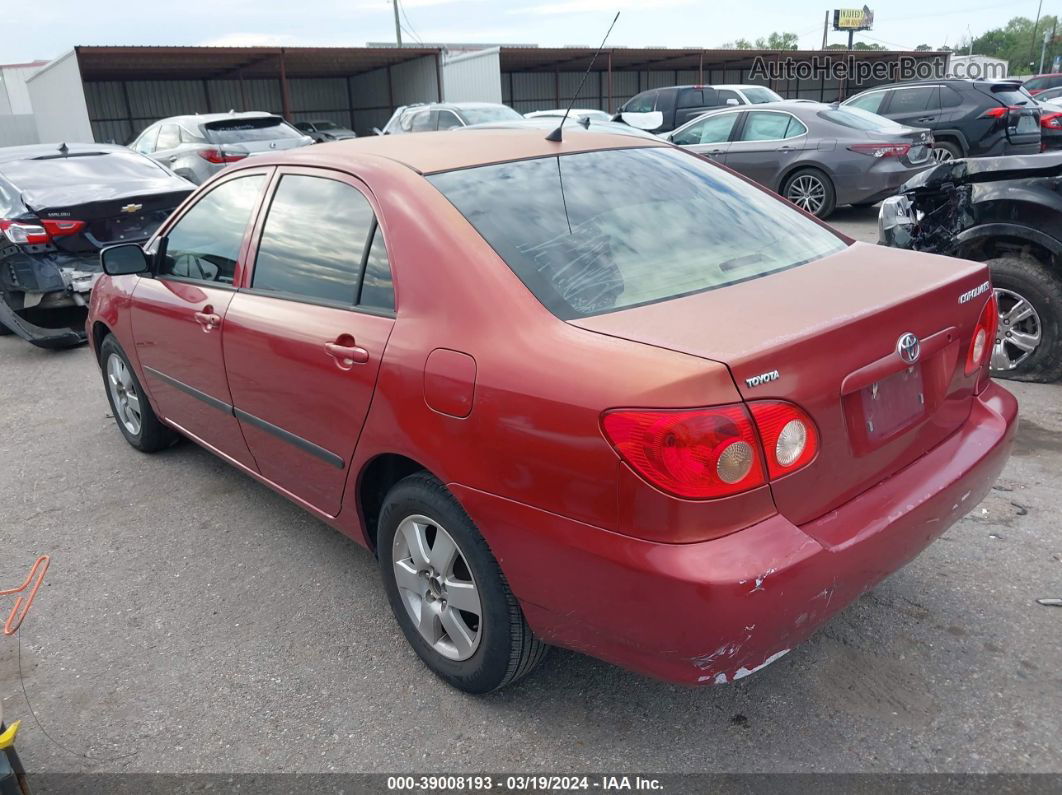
[393, 0, 403, 47]
[607, 50, 613, 113]
[278, 49, 292, 121]
[698, 50, 704, 84]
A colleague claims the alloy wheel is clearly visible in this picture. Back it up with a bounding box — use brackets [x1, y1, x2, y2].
[106, 354, 143, 436]
[391, 514, 483, 661]
[992, 287, 1042, 371]
[931, 147, 955, 163]
[786, 175, 826, 215]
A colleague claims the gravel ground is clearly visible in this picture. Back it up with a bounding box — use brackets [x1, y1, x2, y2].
[0, 205, 1059, 776]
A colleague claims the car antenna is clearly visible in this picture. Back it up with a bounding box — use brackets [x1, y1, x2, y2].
[545, 11, 620, 143]
[57, 142, 68, 156]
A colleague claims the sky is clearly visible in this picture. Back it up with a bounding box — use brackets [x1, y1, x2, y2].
[8, 0, 1052, 64]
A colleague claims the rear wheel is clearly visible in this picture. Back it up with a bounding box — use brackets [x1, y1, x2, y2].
[782, 168, 836, 219]
[931, 141, 962, 162]
[99, 335, 178, 451]
[378, 472, 547, 693]
[986, 256, 1062, 383]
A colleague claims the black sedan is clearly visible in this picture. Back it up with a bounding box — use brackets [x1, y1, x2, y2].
[0, 143, 192, 348]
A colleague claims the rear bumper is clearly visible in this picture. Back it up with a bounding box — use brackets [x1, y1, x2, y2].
[835, 161, 931, 206]
[454, 382, 1017, 685]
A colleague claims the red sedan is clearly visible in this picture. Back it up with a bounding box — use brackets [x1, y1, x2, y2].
[87, 130, 1016, 693]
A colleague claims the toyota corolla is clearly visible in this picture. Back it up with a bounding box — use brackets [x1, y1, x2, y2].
[86, 129, 1016, 693]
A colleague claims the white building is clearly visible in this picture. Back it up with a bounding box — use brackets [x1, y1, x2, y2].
[947, 55, 1008, 81]
[0, 60, 48, 146]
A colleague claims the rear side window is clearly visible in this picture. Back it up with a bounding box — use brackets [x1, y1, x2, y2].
[678, 89, 704, 108]
[819, 106, 908, 132]
[358, 225, 395, 311]
[716, 89, 742, 106]
[133, 126, 159, 154]
[410, 111, 434, 132]
[206, 117, 304, 144]
[436, 110, 463, 130]
[887, 87, 936, 113]
[740, 112, 805, 141]
[940, 86, 964, 107]
[428, 147, 845, 319]
[155, 124, 181, 150]
[161, 175, 265, 284]
[252, 175, 374, 305]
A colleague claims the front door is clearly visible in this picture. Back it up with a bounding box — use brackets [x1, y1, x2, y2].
[222, 169, 397, 515]
[670, 111, 741, 161]
[130, 171, 270, 470]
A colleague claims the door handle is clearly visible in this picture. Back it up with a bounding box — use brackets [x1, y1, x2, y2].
[168, 156, 179, 163]
[193, 309, 221, 332]
[915, 117, 936, 123]
[325, 340, 369, 369]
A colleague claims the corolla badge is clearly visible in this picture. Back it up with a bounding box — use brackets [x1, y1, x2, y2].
[896, 332, 920, 364]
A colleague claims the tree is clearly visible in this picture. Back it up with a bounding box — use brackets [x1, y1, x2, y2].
[915, 44, 933, 51]
[754, 31, 799, 50]
[963, 15, 1059, 73]
[721, 38, 753, 49]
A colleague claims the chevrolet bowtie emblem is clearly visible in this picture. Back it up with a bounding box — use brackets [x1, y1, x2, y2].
[120, 203, 143, 214]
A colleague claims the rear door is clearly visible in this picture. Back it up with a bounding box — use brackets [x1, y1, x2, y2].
[222, 168, 396, 515]
[151, 123, 185, 169]
[724, 110, 809, 188]
[669, 110, 741, 160]
[880, 85, 939, 128]
[130, 170, 271, 469]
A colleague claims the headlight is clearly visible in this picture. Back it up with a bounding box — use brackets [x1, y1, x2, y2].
[878, 195, 914, 247]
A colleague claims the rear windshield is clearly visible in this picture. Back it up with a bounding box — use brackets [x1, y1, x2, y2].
[990, 84, 1035, 106]
[819, 106, 908, 132]
[741, 87, 784, 104]
[459, 106, 522, 125]
[428, 147, 846, 319]
[0, 151, 164, 187]
[205, 117, 305, 144]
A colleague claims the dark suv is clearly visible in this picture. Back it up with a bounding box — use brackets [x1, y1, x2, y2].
[618, 84, 783, 133]
[843, 79, 1040, 161]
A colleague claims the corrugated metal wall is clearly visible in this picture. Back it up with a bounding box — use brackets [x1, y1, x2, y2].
[83, 53, 441, 142]
[441, 49, 502, 103]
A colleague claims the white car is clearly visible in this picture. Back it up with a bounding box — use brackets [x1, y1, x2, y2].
[524, 108, 613, 123]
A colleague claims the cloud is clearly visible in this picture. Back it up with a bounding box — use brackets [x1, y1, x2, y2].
[513, 0, 693, 15]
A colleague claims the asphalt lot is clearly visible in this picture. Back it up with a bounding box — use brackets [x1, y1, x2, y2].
[1, 205, 1059, 776]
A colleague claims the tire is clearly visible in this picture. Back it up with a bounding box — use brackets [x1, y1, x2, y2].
[0, 321, 12, 336]
[986, 256, 1062, 383]
[931, 140, 962, 162]
[781, 167, 836, 219]
[99, 334, 178, 451]
[378, 472, 547, 693]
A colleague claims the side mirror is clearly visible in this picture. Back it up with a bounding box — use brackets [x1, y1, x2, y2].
[101, 243, 149, 276]
[618, 111, 664, 131]
[725, 98, 740, 106]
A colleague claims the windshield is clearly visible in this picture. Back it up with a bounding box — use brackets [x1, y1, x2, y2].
[460, 106, 523, 124]
[205, 117, 305, 144]
[742, 87, 784, 104]
[428, 147, 846, 319]
[819, 106, 908, 132]
[314, 121, 340, 130]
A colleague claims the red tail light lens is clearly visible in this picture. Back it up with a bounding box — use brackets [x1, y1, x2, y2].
[848, 143, 911, 158]
[966, 292, 999, 376]
[748, 401, 819, 479]
[601, 405, 766, 499]
[0, 220, 49, 245]
[1042, 112, 1062, 129]
[197, 148, 248, 164]
[40, 219, 86, 238]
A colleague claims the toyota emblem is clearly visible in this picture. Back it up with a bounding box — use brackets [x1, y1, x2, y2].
[896, 332, 920, 365]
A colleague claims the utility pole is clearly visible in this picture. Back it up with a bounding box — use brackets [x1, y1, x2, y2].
[821, 10, 829, 49]
[1029, 0, 1044, 73]
[393, 0, 403, 47]
[1040, 28, 1051, 74]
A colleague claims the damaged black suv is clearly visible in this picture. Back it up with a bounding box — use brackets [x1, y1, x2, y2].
[880, 153, 1062, 382]
[0, 143, 192, 348]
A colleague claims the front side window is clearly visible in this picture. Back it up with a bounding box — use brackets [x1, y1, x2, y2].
[437, 111, 463, 130]
[428, 147, 845, 319]
[677, 89, 704, 108]
[716, 89, 742, 106]
[845, 91, 886, 113]
[624, 91, 656, 113]
[672, 113, 738, 145]
[252, 175, 375, 305]
[410, 111, 434, 132]
[740, 112, 806, 141]
[161, 175, 265, 284]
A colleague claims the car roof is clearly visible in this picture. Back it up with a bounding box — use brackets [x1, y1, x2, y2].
[0, 142, 129, 165]
[712, 84, 777, 91]
[258, 128, 666, 175]
[468, 118, 660, 140]
[853, 78, 1021, 92]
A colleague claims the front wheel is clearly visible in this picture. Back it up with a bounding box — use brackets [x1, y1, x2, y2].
[782, 168, 836, 219]
[986, 256, 1062, 383]
[378, 472, 547, 693]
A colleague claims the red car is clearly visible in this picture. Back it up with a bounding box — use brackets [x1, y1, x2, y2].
[87, 130, 1017, 693]
[1022, 73, 1062, 95]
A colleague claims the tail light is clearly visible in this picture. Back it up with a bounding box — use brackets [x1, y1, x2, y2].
[747, 401, 819, 479]
[197, 148, 248, 164]
[1, 219, 86, 245]
[601, 401, 820, 499]
[601, 406, 766, 499]
[1042, 112, 1062, 129]
[966, 292, 999, 376]
[980, 105, 1026, 119]
[848, 143, 911, 158]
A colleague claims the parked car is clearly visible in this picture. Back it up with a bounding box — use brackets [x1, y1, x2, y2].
[843, 79, 1041, 161]
[880, 152, 1062, 382]
[467, 116, 660, 140]
[524, 108, 613, 123]
[0, 143, 192, 348]
[617, 84, 785, 133]
[667, 101, 933, 218]
[88, 130, 1015, 693]
[1036, 97, 1062, 151]
[1032, 85, 1062, 103]
[378, 102, 522, 134]
[130, 112, 313, 184]
[1021, 73, 1062, 95]
[294, 119, 357, 142]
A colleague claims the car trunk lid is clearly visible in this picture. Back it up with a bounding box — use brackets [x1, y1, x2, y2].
[570, 242, 992, 526]
[203, 116, 310, 155]
[27, 188, 191, 251]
